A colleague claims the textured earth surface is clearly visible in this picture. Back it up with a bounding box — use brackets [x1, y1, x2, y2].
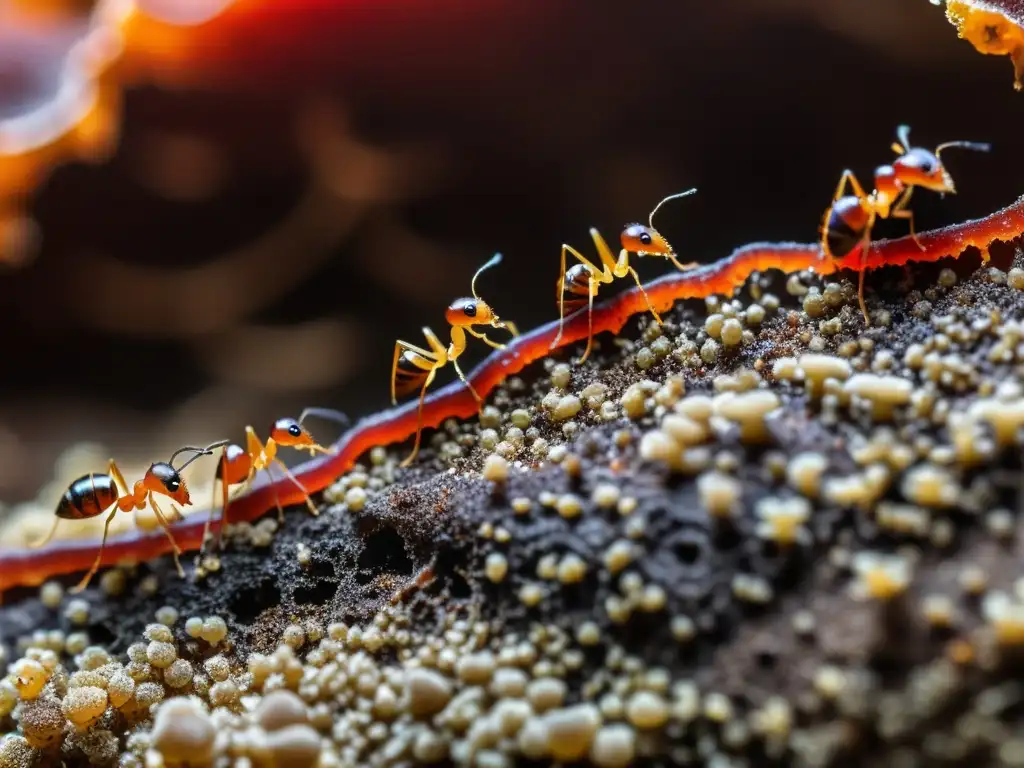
[4, 243, 1024, 767]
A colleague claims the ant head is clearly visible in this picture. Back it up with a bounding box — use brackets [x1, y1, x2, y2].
[893, 148, 955, 193]
[148, 439, 228, 505]
[144, 462, 190, 506]
[270, 417, 320, 450]
[624, 188, 696, 257]
[447, 252, 504, 327]
[621, 224, 672, 256]
[890, 125, 990, 195]
[446, 297, 494, 327]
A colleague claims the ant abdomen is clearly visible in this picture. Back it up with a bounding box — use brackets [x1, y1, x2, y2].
[393, 352, 430, 400]
[561, 264, 593, 301]
[824, 196, 871, 259]
[56, 474, 118, 521]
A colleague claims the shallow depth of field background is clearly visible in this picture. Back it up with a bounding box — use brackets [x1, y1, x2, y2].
[0, 0, 1021, 503]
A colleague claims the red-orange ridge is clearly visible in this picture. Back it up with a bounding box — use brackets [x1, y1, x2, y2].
[2, 194, 1023, 593]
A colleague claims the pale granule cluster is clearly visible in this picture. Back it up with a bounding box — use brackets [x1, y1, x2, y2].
[5, 258, 1024, 766]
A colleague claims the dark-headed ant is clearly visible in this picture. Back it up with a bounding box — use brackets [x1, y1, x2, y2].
[202, 408, 347, 553]
[32, 440, 229, 593]
[391, 253, 518, 468]
[822, 124, 990, 324]
[552, 189, 699, 363]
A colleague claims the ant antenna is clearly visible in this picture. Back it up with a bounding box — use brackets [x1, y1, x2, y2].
[471, 252, 503, 301]
[895, 124, 913, 154]
[298, 407, 351, 428]
[169, 439, 231, 471]
[935, 140, 992, 159]
[648, 188, 698, 229]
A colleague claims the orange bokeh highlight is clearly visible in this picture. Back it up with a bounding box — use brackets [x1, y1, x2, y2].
[0, 0, 261, 262]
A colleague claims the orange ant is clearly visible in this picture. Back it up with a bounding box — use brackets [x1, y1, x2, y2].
[391, 253, 518, 468]
[32, 440, 229, 593]
[202, 408, 347, 553]
[552, 189, 699, 363]
[821, 124, 990, 324]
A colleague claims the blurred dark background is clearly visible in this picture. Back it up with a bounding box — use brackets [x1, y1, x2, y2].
[0, 0, 1021, 503]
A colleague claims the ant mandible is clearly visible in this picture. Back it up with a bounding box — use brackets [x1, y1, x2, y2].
[31, 440, 229, 593]
[821, 124, 990, 324]
[551, 189, 699, 363]
[391, 253, 518, 468]
[202, 408, 347, 553]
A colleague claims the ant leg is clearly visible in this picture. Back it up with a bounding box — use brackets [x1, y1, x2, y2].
[819, 204, 836, 261]
[466, 327, 507, 350]
[271, 458, 319, 517]
[244, 427, 268, 468]
[401, 367, 438, 468]
[857, 235, 872, 327]
[148, 495, 185, 577]
[626, 266, 663, 325]
[552, 244, 604, 349]
[891, 210, 925, 251]
[70, 508, 118, 594]
[666, 253, 700, 272]
[553, 245, 570, 349]
[165, 503, 185, 523]
[29, 517, 61, 549]
[261, 464, 286, 523]
[201, 477, 222, 553]
[220, 473, 255, 545]
[589, 230, 622, 275]
[496, 319, 519, 337]
[833, 169, 868, 202]
[890, 207, 922, 289]
[107, 459, 131, 497]
[202, 449, 226, 554]
[260, 463, 286, 522]
[392, 340, 438, 405]
[305, 444, 335, 457]
[576, 278, 598, 364]
[452, 358, 483, 406]
[297, 407, 347, 456]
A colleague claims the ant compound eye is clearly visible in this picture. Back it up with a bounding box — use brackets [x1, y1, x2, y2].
[912, 156, 936, 174]
[164, 476, 180, 492]
[639, 232, 653, 246]
[462, 302, 477, 318]
[288, 424, 302, 437]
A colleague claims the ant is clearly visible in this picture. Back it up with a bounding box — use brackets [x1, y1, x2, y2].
[32, 440, 229, 593]
[202, 408, 347, 553]
[391, 253, 518, 468]
[821, 124, 990, 324]
[552, 189, 699, 363]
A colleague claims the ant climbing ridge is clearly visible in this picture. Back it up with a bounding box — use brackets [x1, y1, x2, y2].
[31, 440, 229, 593]
[391, 253, 518, 468]
[552, 189, 699, 363]
[821, 124, 990, 324]
[6, 194, 1024, 593]
[202, 408, 347, 553]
